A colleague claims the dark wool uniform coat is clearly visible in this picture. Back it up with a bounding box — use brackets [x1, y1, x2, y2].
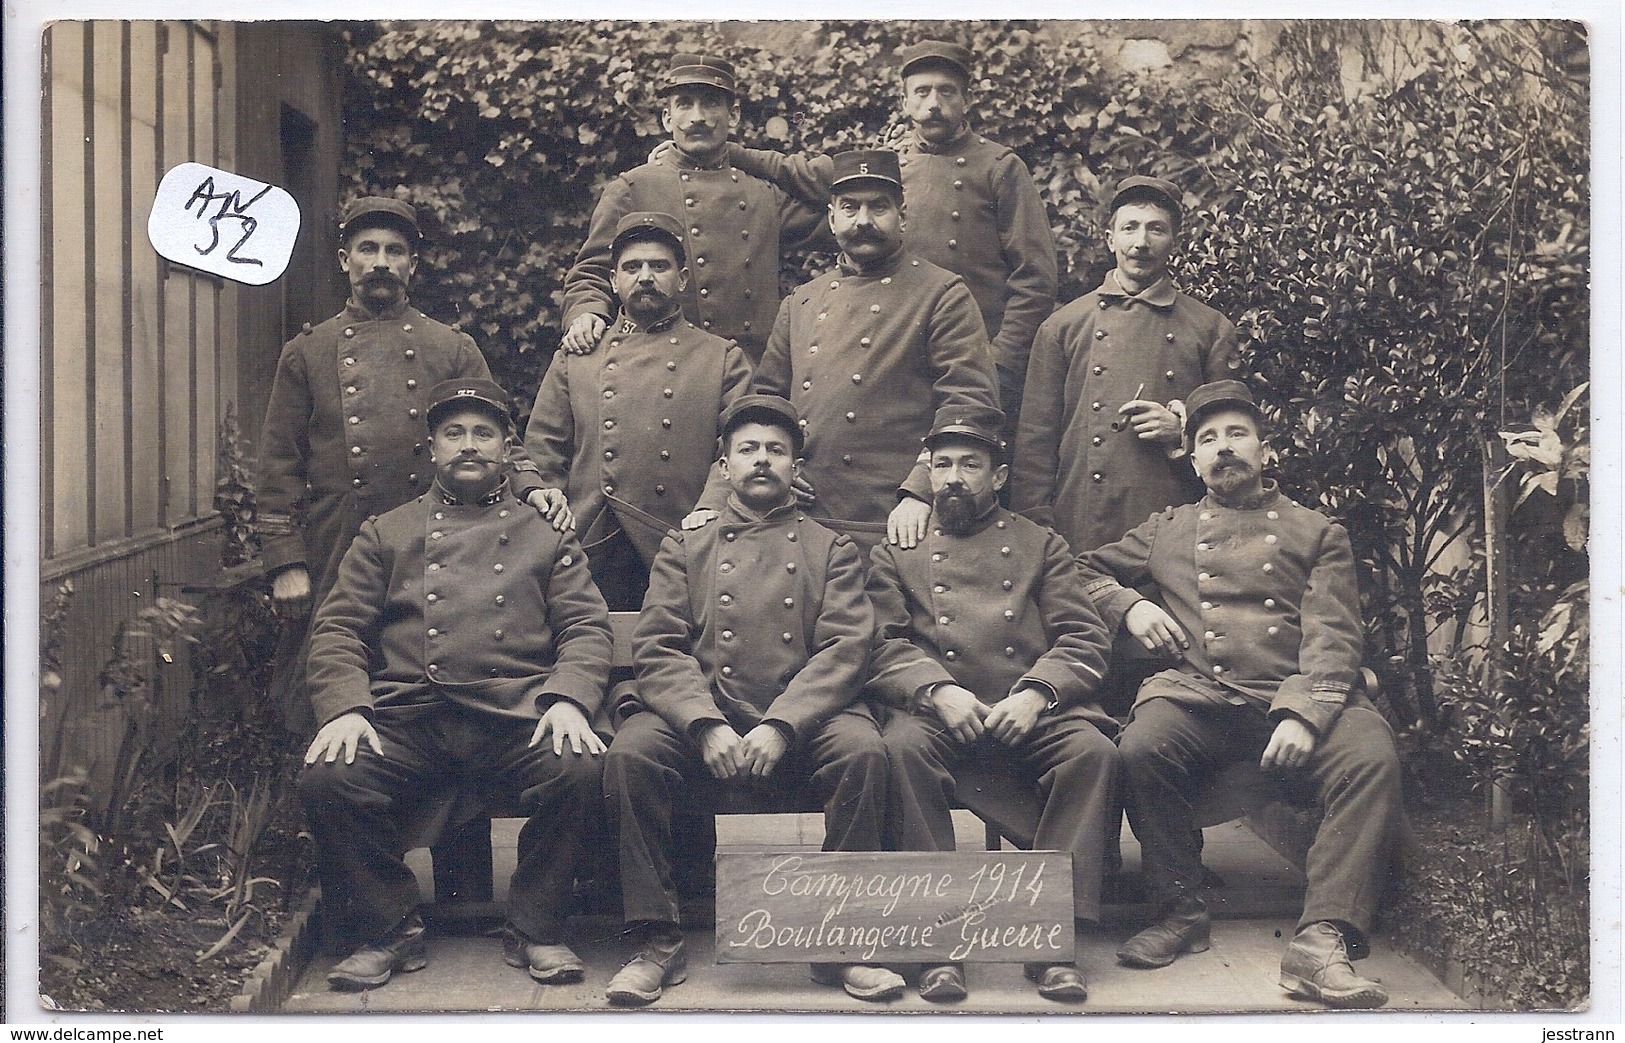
[523, 309, 752, 567]
[562, 151, 825, 364]
[1011, 271, 1239, 554]
[306, 484, 613, 729]
[258, 300, 545, 727]
[732, 128, 1057, 428]
[1076, 483, 1363, 737]
[753, 250, 999, 538]
[866, 506, 1111, 715]
[631, 498, 873, 742]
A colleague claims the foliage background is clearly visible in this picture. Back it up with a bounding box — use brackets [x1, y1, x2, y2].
[334, 17, 1591, 1006]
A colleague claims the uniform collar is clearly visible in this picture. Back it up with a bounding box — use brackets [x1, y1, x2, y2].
[1203, 479, 1280, 512]
[343, 298, 414, 323]
[613, 305, 684, 336]
[910, 122, 974, 155]
[432, 477, 510, 508]
[1098, 269, 1178, 309]
[929, 500, 1001, 539]
[838, 247, 908, 278]
[724, 494, 798, 523]
[668, 142, 732, 171]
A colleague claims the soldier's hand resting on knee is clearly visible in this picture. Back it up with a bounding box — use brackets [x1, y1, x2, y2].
[1125, 599, 1190, 659]
[304, 711, 382, 766]
[739, 724, 789, 779]
[985, 687, 1047, 746]
[929, 683, 990, 744]
[530, 699, 606, 756]
[1260, 717, 1317, 771]
[698, 722, 746, 780]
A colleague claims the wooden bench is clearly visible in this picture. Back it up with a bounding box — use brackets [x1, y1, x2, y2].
[402, 612, 1343, 912]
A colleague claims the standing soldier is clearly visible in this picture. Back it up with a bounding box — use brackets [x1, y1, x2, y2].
[559, 53, 826, 365]
[751, 149, 999, 552]
[525, 211, 752, 610]
[1010, 175, 1239, 557]
[725, 39, 1058, 440]
[602, 395, 901, 1006]
[868, 405, 1119, 1005]
[259, 196, 569, 730]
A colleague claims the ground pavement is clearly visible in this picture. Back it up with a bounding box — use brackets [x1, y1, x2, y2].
[283, 813, 1462, 1014]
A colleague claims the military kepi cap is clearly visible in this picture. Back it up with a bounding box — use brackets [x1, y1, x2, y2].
[339, 196, 422, 240]
[611, 211, 687, 261]
[426, 378, 513, 431]
[830, 150, 904, 195]
[1108, 175, 1183, 225]
[898, 39, 974, 81]
[1184, 380, 1265, 446]
[659, 53, 737, 96]
[720, 393, 804, 453]
[924, 404, 1008, 461]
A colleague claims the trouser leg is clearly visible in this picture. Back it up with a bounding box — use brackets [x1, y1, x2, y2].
[877, 709, 958, 852]
[1297, 705, 1404, 946]
[485, 717, 605, 943]
[804, 706, 888, 853]
[603, 711, 694, 926]
[1020, 707, 1121, 923]
[1117, 699, 1246, 909]
[297, 709, 442, 944]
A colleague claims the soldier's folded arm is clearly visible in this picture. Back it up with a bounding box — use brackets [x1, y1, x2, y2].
[1265, 521, 1364, 738]
[535, 531, 615, 721]
[631, 533, 731, 735]
[1007, 318, 1066, 526]
[1076, 511, 1166, 631]
[258, 340, 315, 578]
[558, 178, 634, 353]
[305, 519, 389, 732]
[1022, 530, 1111, 709]
[863, 541, 957, 707]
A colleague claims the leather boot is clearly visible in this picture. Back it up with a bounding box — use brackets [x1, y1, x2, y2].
[501, 924, 585, 984]
[809, 963, 906, 1001]
[605, 930, 687, 1006]
[1279, 921, 1389, 1009]
[1116, 895, 1211, 968]
[326, 914, 428, 990]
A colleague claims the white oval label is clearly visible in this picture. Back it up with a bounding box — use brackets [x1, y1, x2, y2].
[147, 162, 300, 286]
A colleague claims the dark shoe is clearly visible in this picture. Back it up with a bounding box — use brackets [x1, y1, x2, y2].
[501, 926, 585, 984]
[326, 916, 428, 990]
[918, 963, 967, 1002]
[1117, 896, 1211, 968]
[1025, 962, 1088, 1003]
[810, 963, 906, 1001]
[1279, 922, 1389, 1009]
[605, 933, 687, 1006]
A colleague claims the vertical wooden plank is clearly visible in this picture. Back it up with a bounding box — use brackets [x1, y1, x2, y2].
[160, 20, 193, 528]
[49, 21, 91, 557]
[191, 24, 219, 517]
[128, 21, 162, 534]
[41, 25, 57, 557]
[213, 22, 239, 465]
[91, 20, 129, 542]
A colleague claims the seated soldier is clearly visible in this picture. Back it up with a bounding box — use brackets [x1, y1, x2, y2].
[298, 379, 612, 990]
[602, 394, 901, 1006]
[1078, 380, 1403, 1009]
[525, 210, 752, 610]
[869, 405, 1120, 1004]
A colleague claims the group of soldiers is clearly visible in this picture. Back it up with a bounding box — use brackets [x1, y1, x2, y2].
[261, 40, 1403, 1010]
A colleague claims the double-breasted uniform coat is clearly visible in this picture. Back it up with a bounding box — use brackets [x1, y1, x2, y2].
[732, 128, 1058, 436]
[258, 300, 545, 728]
[753, 250, 999, 545]
[1077, 483, 1403, 943]
[523, 307, 752, 608]
[297, 482, 611, 947]
[865, 504, 1121, 920]
[1011, 271, 1239, 555]
[603, 498, 887, 927]
[562, 151, 825, 364]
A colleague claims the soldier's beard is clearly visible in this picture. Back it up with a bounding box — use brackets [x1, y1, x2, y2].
[1205, 457, 1258, 500]
[935, 486, 993, 535]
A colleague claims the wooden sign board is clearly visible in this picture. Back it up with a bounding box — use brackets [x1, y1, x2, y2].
[715, 850, 1073, 964]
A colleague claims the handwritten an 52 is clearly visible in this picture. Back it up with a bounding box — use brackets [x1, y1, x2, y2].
[184, 176, 272, 266]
